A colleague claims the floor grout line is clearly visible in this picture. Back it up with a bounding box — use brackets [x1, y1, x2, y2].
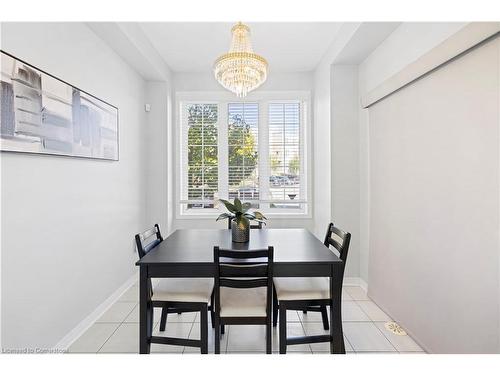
[372, 321, 423, 353]
[351, 299, 388, 323]
[95, 300, 140, 353]
[343, 333, 355, 354]
[224, 325, 230, 353]
[296, 312, 313, 353]
[96, 321, 125, 353]
[343, 287, 355, 300]
[182, 320, 196, 354]
[366, 321, 398, 352]
[79, 285, 424, 354]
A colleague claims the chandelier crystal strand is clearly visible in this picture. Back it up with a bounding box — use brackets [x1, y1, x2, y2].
[214, 22, 268, 97]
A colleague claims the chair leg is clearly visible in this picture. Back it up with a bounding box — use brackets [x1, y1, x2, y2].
[266, 319, 272, 354]
[221, 324, 225, 334]
[210, 308, 215, 329]
[279, 303, 287, 354]
[200, 304, 208, 354]
[159, 307, 168, 331]
[272, 287, 279, 327]
[302, 310, 308, 314]
[320, 304, 330, 330]
[214, 316, 220, 354]
[210, 292, 215, 329]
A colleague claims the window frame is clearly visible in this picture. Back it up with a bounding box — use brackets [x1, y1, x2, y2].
[175, 91, 312, 219]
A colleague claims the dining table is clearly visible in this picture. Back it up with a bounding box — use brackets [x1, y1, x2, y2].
[135, 228, 345, 354]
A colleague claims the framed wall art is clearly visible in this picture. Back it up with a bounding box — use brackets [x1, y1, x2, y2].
[0, 51, 119, 160]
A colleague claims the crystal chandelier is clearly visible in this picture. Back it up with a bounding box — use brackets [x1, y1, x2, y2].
[214, 22, 268, 97]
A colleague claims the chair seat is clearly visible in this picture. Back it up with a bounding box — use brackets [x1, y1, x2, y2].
[220, 286, 267, 317]
[274, 277, 329, 301]
[152, 278, 214, 304]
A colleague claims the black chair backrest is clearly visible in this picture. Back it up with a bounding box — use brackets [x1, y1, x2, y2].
[227, 218, 263, 230]
[214, 246, 274, 315]
[135, 224, 163, 259]
[323, 222, 351, 268]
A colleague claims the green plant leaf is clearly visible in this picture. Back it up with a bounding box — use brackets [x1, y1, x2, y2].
[253, 211, 267, 220]
[219, 199, 236, 213]
[216, 213, 234, 222]
[241, 202, 252, 213]
[243, 212, 256, 220]
[233, 197, 243, 212]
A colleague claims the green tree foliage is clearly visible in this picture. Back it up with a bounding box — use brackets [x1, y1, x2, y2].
[187, 105, 258, 196]
[270, 153, 282, 174]
[288, 155, 300, 175]
[228, 114, 258, 188]
[187, 105, 218, 199]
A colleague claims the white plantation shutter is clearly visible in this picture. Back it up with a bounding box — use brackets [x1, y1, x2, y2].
[227, 102, 260, 207]
[181, 103, 219, 209]
[179, 97, 308, 215]
[267, 102, 302, 209]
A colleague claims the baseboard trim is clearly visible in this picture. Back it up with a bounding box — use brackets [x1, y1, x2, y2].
[344, 277, 368, 293]
[54, 272, 138, 351]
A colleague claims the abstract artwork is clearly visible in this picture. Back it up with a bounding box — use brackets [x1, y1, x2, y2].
[0, 51, 118, 160]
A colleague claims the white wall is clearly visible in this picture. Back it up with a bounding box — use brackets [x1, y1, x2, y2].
[312, 23, 361, 277]
[0, 22, 147, 349]
[331, 65, 360, 278]
[358, 22, 469, 282]
[145, 81, 170, 233]
[312, 64, 332, 240]
[358, 24, 500, 353]
[368, 38, 499, 353]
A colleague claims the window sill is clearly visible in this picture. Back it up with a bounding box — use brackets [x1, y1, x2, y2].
[176, 212, 312, 220]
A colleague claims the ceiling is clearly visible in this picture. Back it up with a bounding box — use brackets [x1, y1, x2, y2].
[139, 22, 342, 73]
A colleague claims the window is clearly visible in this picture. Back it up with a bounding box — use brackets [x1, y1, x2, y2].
[228, 103, 259, 208]
[184, 103, 218, 209]
[179, 93, 309, 217]
[268, 103, 301, 209]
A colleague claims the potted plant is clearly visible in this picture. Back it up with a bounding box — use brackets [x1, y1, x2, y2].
[216, 198, 267, 243]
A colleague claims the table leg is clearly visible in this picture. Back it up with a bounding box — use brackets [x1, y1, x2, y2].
[330, 263, 345, 354]
[139, 265, 152, 354]
[200, 303, 208, 354]
[279, 303, 287, 354]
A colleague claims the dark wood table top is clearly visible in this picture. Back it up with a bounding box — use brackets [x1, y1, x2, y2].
[136, 228, 341, 266]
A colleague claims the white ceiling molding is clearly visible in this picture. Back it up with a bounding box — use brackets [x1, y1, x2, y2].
[315, 22, 362, 71]
[332, 22, 401, 65]
[87, 22, 172, 81]
[361, 22, 500, 108]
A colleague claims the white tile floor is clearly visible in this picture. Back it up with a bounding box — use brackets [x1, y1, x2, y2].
[68, 283, 425, 354]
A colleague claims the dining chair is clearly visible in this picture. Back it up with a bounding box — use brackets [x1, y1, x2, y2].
[220, 218, 262, 335]
[272, 223, 351, 354]
[298, 222, 346, 329]
[223, 215, 262, 336]
[213, 245, 274, 354]
[227, 218, 263, 229]
[135, 224, 215, 353]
